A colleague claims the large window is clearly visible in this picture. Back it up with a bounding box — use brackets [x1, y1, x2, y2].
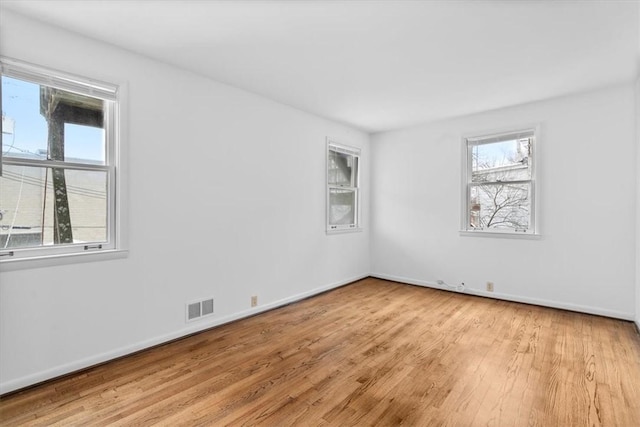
[1, 58, 121, 261]
[327, 140, 360, 233]
[462, 128, 537, 236]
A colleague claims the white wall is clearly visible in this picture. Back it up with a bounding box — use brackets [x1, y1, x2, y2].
[372, 84, 637, 319]
[0, 11, 370, 393]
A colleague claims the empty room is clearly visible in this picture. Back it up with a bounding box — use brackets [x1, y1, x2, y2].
[1, 0, 639, 425]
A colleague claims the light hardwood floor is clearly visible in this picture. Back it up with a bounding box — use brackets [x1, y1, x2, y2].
[1, 278, 639, 426]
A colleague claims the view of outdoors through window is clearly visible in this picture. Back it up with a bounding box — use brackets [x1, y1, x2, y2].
[468, 134, 533, 232]
[1, 76, 108, 249]
[327, 145, 359, 230]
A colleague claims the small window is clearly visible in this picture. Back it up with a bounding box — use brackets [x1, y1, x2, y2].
[327, 140, 360, 233]
[462, 128, 538, 236]
[1, 58, 121, 261]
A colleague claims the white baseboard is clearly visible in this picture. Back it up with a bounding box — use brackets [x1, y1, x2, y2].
[0, 274, 368, 395]
[370, 272, 634, 321]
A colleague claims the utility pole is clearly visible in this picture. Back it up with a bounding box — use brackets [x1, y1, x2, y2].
[40, 87, 103, 244]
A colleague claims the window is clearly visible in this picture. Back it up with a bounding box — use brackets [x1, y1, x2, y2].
[1, 58, 122, 261]
[462, 127, 538, 236]
[327, 140, 360, 232]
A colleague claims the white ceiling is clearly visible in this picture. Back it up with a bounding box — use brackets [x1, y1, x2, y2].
[1, 0, 638, 133]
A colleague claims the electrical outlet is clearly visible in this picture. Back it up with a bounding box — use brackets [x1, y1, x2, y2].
[486, 281, 494, 292]
[251, 295, 258, 307]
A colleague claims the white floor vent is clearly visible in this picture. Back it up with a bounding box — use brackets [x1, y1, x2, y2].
[186, 298, 214, 322]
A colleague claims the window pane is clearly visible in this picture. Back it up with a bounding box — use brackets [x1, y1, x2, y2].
[329, 188, 355, 225]
[328, 150, 356, 187]
[469, 183, 530, 230]
[471, 138, 531, 182]
[64, 124, 106, 164]
[2, 77, 48, 160]
[1, 76, 105, 164]
[0, 164, 108, 248]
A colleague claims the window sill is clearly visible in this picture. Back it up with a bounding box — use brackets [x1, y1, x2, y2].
[326, 227, 363, 235]
[0, 249, 129, 272]
[459, 230, 541, 240]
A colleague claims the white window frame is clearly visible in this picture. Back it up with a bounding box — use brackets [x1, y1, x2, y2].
[0, 57, 127, 265]
[460, 126, 540, 238]
[326, 139, 361, 233]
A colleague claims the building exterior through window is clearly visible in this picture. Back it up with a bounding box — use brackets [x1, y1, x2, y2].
[463, 128, 537, 235]
[0, 58, 120, 260]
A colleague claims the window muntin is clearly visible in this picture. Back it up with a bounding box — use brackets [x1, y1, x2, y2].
[327, 141, 360, 232]
[1, 58, 118, 260]
[463, 129, 537, 235]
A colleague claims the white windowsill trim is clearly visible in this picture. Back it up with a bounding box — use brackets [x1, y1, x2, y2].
[0, 249, 129, 272]
[459, 230, 542, 240]
[326, 227, 363, 235]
